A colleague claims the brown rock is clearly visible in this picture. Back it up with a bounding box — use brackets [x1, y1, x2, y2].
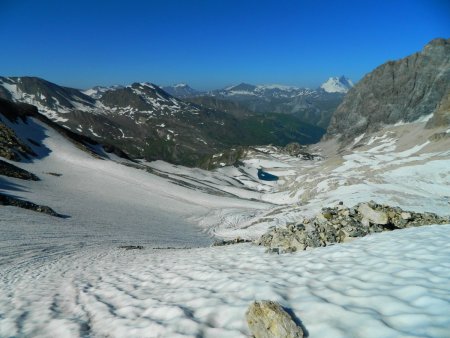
[246, 301, 304, 338]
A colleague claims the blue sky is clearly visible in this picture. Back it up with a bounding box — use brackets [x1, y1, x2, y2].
[1, 0, 449, 90]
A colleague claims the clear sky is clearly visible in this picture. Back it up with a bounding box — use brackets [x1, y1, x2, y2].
[1, 0, 449, 90]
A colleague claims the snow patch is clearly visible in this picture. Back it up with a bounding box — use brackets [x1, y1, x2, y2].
[352, 133, 365, 145]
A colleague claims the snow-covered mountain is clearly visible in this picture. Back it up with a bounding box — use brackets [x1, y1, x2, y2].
[320, 75, 354, 93]
[0, 76, 97, 122]
[162, 83, 201, 98]
[164, 78, 354, 101]
[0, 76, 210, 121]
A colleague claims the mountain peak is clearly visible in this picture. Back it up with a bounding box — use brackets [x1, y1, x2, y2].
[83, 84, 124, 98]
[162, 83, 200, 98]
[320, 76, 354, 93]
[224, 83, 257, 92]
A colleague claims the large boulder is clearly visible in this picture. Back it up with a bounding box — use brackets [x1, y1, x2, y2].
[246, 301, 304, 338]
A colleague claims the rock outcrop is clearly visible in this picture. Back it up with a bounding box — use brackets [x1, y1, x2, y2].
[280, 142, 321, 160]
[0, 193, 63, 217]
[428, 88, 450, 127]
[0, 159, 39, 180]
[326, 38, 450, 142]
[0, 117, 36, 161]
[118, 245, 144, 250]
[256, 202, 450, 253]
[212, 237, 251, 246]
[246, 301, 304, 338]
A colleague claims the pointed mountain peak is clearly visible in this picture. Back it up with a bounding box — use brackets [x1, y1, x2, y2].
[320, 76, 354, 93]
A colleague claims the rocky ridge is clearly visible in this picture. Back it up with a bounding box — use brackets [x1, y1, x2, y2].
[256, 201, 450, 253]
[0, 193, 62, 217]
[0, 159, 39, 181]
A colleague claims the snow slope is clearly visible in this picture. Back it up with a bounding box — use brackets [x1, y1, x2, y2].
[1, 116, 450, 337]
[0, 116, 267, 248]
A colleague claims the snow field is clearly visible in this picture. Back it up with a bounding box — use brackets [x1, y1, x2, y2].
[1, 225, 449, 337]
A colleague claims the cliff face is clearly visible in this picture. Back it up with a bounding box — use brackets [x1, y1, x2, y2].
[326, 38, 450, 141]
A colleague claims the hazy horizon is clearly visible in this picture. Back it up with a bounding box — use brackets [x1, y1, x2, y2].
[1, 0, 449, 90]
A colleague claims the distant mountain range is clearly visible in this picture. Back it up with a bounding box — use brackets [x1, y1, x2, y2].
[164, 76, 354, 98]
[0, 77, 325, 166]
[164, 76, 353, 128]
